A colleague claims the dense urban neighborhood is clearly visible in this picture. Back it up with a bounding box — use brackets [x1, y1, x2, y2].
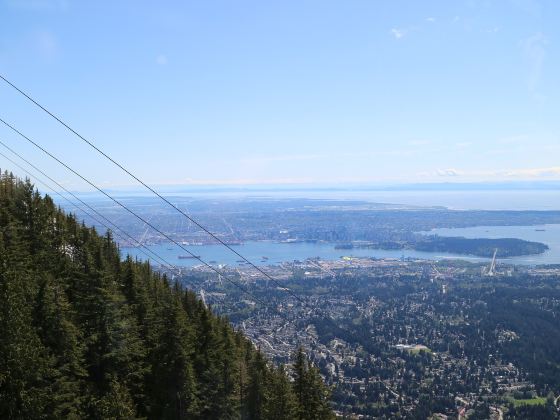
[180, 257, 560, 418]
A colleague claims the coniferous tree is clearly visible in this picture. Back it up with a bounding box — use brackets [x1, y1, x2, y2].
[216, 321, 241, 419]
[0, 172, 334, 419]
[149, 285, 198, 419]
[0, 224, 53, 418]
[34, 275, 86, 418]
[292, 347, 335, 420]
[247, 349, 268, 419]
[293, 346, 308, 419]
[263, 365, 297, 420]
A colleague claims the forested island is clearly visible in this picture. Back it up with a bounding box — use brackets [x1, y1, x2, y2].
[336, 236, 549, 258]
[414, 236, 548, 257]
[0, 172, 333, 419]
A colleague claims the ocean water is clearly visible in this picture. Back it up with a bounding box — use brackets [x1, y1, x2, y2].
[426, 224, 560, 265]
[121, 240, 490, 268]
[116, 189, 560, 267]
[332, 190, 560, 210]
[122, 224, 560, 268]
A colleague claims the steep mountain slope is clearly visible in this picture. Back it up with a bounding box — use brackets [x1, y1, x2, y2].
[0, 171, 333, 419]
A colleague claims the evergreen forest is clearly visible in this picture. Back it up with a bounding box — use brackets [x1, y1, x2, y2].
[0, 171, 334, 419]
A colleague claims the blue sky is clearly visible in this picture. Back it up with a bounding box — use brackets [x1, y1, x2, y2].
[0, 0, 559, 189]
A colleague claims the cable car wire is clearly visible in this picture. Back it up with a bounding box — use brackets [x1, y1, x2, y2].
[0, 74, 306, 304]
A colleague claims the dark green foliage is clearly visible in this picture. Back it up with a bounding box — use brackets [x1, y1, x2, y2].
[339, 236, 549, 257]
[263, 364, 297, 419]
[505, 402, 559, 419]
[293, 347, 335, 420]
[0, 171, 333, 419]
[414, 235, 548, 257]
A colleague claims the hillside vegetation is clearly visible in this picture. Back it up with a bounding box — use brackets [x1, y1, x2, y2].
[414, 236, 548, 257]
[0, 172, 333, 419]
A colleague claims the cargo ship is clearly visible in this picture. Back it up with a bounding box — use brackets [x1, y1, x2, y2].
[178, 255, 201, 259]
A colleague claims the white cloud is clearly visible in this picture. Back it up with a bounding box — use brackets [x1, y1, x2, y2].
[156, 54, 168, 65]
[426, 17, 436, 23]
[502, 166, 560, 178]
[421, 166, 560, 180]
[390, 28, 406, 40]
[435, 168, 462, 177]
